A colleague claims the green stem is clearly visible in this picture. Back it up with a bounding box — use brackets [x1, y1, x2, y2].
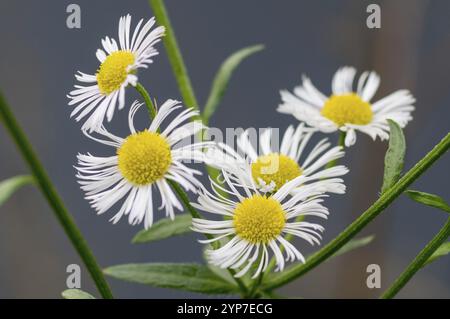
[135, 83, 248, 295]
[381, 217, 450, 299]
[0, 92, 114, 299]
[148, 0, 228, 200]
[224, 270, 248, 296]
[168, 180, 202, 219]
[135, 83, 156, 119]
[149, 0, 200, 116]
[326, 131, 346, 169]
[262, 132, 450, 291]
[338, 130, 346, 147]
[248, 271, 264, 298]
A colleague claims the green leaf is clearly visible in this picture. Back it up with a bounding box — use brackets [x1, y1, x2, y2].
[104, 263, 239, 294]
[423, 242, 450, 267]
[132, 214, 192, 244]
[406, 190, 450, 214]
[332, 235, 375, 258]
[381, 120, 406, 193]
[206, 263, 236, 286]
[61, 289, 95, 299]
[202, 246, 236, 285]
[0, 175, 33, 206]
[202, 44, 264, 123]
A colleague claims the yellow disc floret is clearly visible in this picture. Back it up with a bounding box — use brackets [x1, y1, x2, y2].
[96, 50, 135, 94]
[251, 153, 302, 191]
[117, 130, 172, 186]
[234, 195, 286, 244]
[321, 93, 373, 127]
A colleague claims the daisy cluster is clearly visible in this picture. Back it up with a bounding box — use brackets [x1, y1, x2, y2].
[68, 15, 414, 279]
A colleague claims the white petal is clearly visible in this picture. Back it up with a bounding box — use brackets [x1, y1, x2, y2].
[344, 128, 357, 147]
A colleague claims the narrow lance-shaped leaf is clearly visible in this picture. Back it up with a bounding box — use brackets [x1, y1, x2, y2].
[104, 263, 239, 295]
[202, 44, 264, 123]
[381, 120, 406, 193]
[423, 242, 450, 267]
[132, 214, 192, 244]
[0, 175, 34, 206]
[62, 289, 95, 299]
[406, 190, 450, 214]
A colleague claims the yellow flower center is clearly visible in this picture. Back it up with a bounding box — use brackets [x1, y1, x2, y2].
[117, 130, 172, 186]
[234, 195, 286, 244]
[321, 93, 373, 127]
[96, 50, 135, 94]
[251, 153, 302, 191]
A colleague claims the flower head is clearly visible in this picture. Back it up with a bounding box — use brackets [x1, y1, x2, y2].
[75, 99, 207, 229]
[278, 66, 415, 146]
[68, 15, 165, 132]
[206, 124, 348, 195]
[192, 167, 330, 278]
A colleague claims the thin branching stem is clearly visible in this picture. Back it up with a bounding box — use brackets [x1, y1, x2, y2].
[135, 83, 156, 119]
[381, 217, 450, 299]
[0, 92, 114, 299]
[149, 0, 200, 115]
[326, 131, 346, 168]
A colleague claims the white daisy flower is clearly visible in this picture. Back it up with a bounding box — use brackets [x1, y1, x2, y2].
[192, 167, 329, 278]
[68, 14, 165, 132]
[206, 124, 348, 195]
[278, 66, 415, 147]
[75, 99, 207, 229]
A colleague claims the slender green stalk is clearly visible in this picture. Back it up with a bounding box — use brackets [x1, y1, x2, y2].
[149, 0, 200, 115]
[338, 130, 346, 147]
[325, 131, 346, 168]
[248, 271, 264, 298]
[262, 132, 450, 291]
[135, 83, 156, 119]
[227, 269, 248, 296]
[168, 180, 201, 219]
[0, 92, 113, 299]
[148, 0, 229, 201]
[135, 84, 248, 295]
[381, 217, 450, 299]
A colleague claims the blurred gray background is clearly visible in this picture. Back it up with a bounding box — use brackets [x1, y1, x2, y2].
[0, 0, 449, 298]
